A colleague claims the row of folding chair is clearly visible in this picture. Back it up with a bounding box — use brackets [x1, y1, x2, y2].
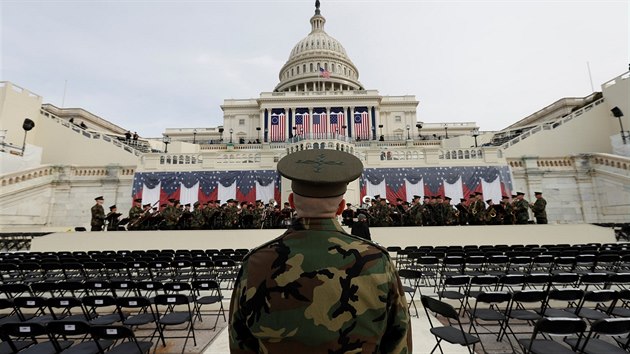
[0, 321, 152, 354]
[0, 258, 240, 289]
[423, 294, 630, 354]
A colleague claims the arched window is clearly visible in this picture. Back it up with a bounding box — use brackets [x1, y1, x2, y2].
[310, 63, 314, 72]
[303, 64, 306, 73]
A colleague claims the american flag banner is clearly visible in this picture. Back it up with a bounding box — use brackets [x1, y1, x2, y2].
[319, 67, 331, 79]
[353, 109, 370, 140]
[329, 108, 345, 136]
[270, 109, 286, 142]
[360, 166, 513, 203]
[312, 107, 327, 138]
[132, 170, 282, 206]
[294, 108, 310, 137]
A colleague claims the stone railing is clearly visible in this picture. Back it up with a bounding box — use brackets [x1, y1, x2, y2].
[0, 165, 60, 187]
[590, 153, 630, 172]
[501, 98, 606, 149]
[438, 148, 485, 160]
[41, 110, 148, 155]
[602, 71, 630, 89]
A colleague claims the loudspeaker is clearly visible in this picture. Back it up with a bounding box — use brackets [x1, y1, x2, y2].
[611, 107, 624, 118]
[22, 118, 35, 131]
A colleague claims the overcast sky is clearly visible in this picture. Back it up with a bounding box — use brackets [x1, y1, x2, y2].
[2, 0, 628, 137]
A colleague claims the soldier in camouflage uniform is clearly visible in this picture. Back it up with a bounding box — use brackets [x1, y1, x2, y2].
[470, 192, 486, 225]
[224, 199, 240, 229]
[229, 149, 412, 353]
[530, 192, 548, 224]
[90, 196, 105, 231]
[406, 195, 423, 226]
[252, 200, 265, 229]
[514, 192, 530, 224]
[161, 199, 179, 230]
[190, 202, 205, 229]
[127, 198, 143, 230]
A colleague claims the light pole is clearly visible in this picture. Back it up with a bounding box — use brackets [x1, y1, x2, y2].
[162, 135, 171, 153]
[378, 124, 383, 136]
[406, 125, 410, 140]
[229, 128, 234, 144]
[21, 118, 35, 156]
[193, 129, 197, 144]
[472, 128, 480, 147]
[264, 128, 268, 142]
[342, 125, 347, 138]
[256, 127, 261, 142]
[612, 107, 627, 144]
[218, 128, 224, 142]
[444, 125, 449, 139]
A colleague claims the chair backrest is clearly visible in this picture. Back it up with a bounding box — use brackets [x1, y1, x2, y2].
[90, 324, 135, 340]
[533, 317, 586, 336]
[2, 321, 48, 337]
[398, 269, 422, 280]
[47, 320, 91, 336]
[591, 317, 630, 335]
[476, 291, 511, 304]
[154, 294, 190, 306]
[421, 295, 459, 319]
[512, 290, 547, 303]
[547, 288, 584, 301]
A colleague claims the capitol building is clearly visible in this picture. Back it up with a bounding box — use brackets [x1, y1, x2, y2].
[0, 2, 628, 231]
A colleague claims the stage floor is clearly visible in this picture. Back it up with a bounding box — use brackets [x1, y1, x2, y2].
[30, 224, 616, 252]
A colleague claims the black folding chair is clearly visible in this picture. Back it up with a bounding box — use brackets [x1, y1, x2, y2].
[565, 317, 630, 354]
[467, 291, 514, 354]
[90, 324, 153, 354]
[82, 295, 120, 325]
[538, 288, 584, 318]
[517, 317, 586, 354]
[501, 290, 547, 341]
[1, 321, 73, 354]
[191, 280, 226, 330]
[153, 294, 197, 353]
[421, 295, 480, 354]
[398, 269, 423, 317]
[47, 320, 114, 354]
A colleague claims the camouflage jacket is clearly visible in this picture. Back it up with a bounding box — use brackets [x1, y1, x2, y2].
[531, 198, 547, 218]
[229, 218, 412, 353]
[91, 204, 105, 227]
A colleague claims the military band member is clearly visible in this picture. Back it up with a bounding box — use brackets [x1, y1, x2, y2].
[224, 199, 239, 229]
[229, 149, 411, 353]
[470, 192, 486, 225]
[456, 198, 469, 225]
[161, 199, 179, 230]
[105, 205, 122, 231]
[341, 202, 355, 226]
[90, 196, 105, 231]
[501, 195, 514, 225]
[128, 198, 143, 227]
[514, 192, 530, 224]
[530, 192, 548, 224]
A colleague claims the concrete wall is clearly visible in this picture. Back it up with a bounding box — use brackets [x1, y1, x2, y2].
[0, 82, 43, 148]
[30, 224, 616, 253]
[0, 165, 135, 230]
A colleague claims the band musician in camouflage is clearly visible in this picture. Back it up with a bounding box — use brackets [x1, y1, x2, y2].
[229, 149, 412, 353]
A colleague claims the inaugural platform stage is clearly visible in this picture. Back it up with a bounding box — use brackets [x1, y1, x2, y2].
[30, 224, 616, 253]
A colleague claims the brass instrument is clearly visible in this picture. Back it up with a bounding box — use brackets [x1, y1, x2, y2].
[489, 208, 497, 218]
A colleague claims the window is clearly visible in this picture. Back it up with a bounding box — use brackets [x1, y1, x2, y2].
[297, 66, 300, 74]
[395, 116, 402, 122]
[239, 119, 245, 125]
[310, 63, 314, 72]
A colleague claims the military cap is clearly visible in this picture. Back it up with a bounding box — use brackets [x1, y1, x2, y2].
[485, 199, 493, 204]
[502, 195, 510, 199]
[184, 203, 190, 207]
[396, 198, 403, 202]
[460, 198, 467, 202]
[256, 200, 263, 204]
[134, 198, 142, 203]
[143, 203, 151, 208]
[413, 195, 421, 200]
[511, 194, 517, 198]
[109, 205, 117, 210]
[436, 195, 443, 199]
[535, 191, 543, 195]
[193, 201, 200, 207]
[95, 196, 104, 201]
[516, 192, 525, 196]
[346, 203, 352, 206]
[430, 196, 437, 199]
[424, 196, 431, 199]
[444, 197, 451, 201]
[469, 194, 476, 198]
[374, 194, 381, 199]
[215, 200, 221, 204]
[168, 198, 176, 203]
[241, 201, 248, 206]
[277, 149, 363, 198]
[475, 192, 483, 196]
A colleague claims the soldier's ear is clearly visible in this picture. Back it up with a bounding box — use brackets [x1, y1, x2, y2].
[288, 193, 295, 209]
[336, 199, 345, 216]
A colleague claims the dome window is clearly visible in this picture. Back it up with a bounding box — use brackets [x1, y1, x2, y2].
[310, 63, 314, 72]
[303, 64, 306, 73]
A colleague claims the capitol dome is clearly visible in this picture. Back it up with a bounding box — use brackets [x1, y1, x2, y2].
[274, 2, 364, 92]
